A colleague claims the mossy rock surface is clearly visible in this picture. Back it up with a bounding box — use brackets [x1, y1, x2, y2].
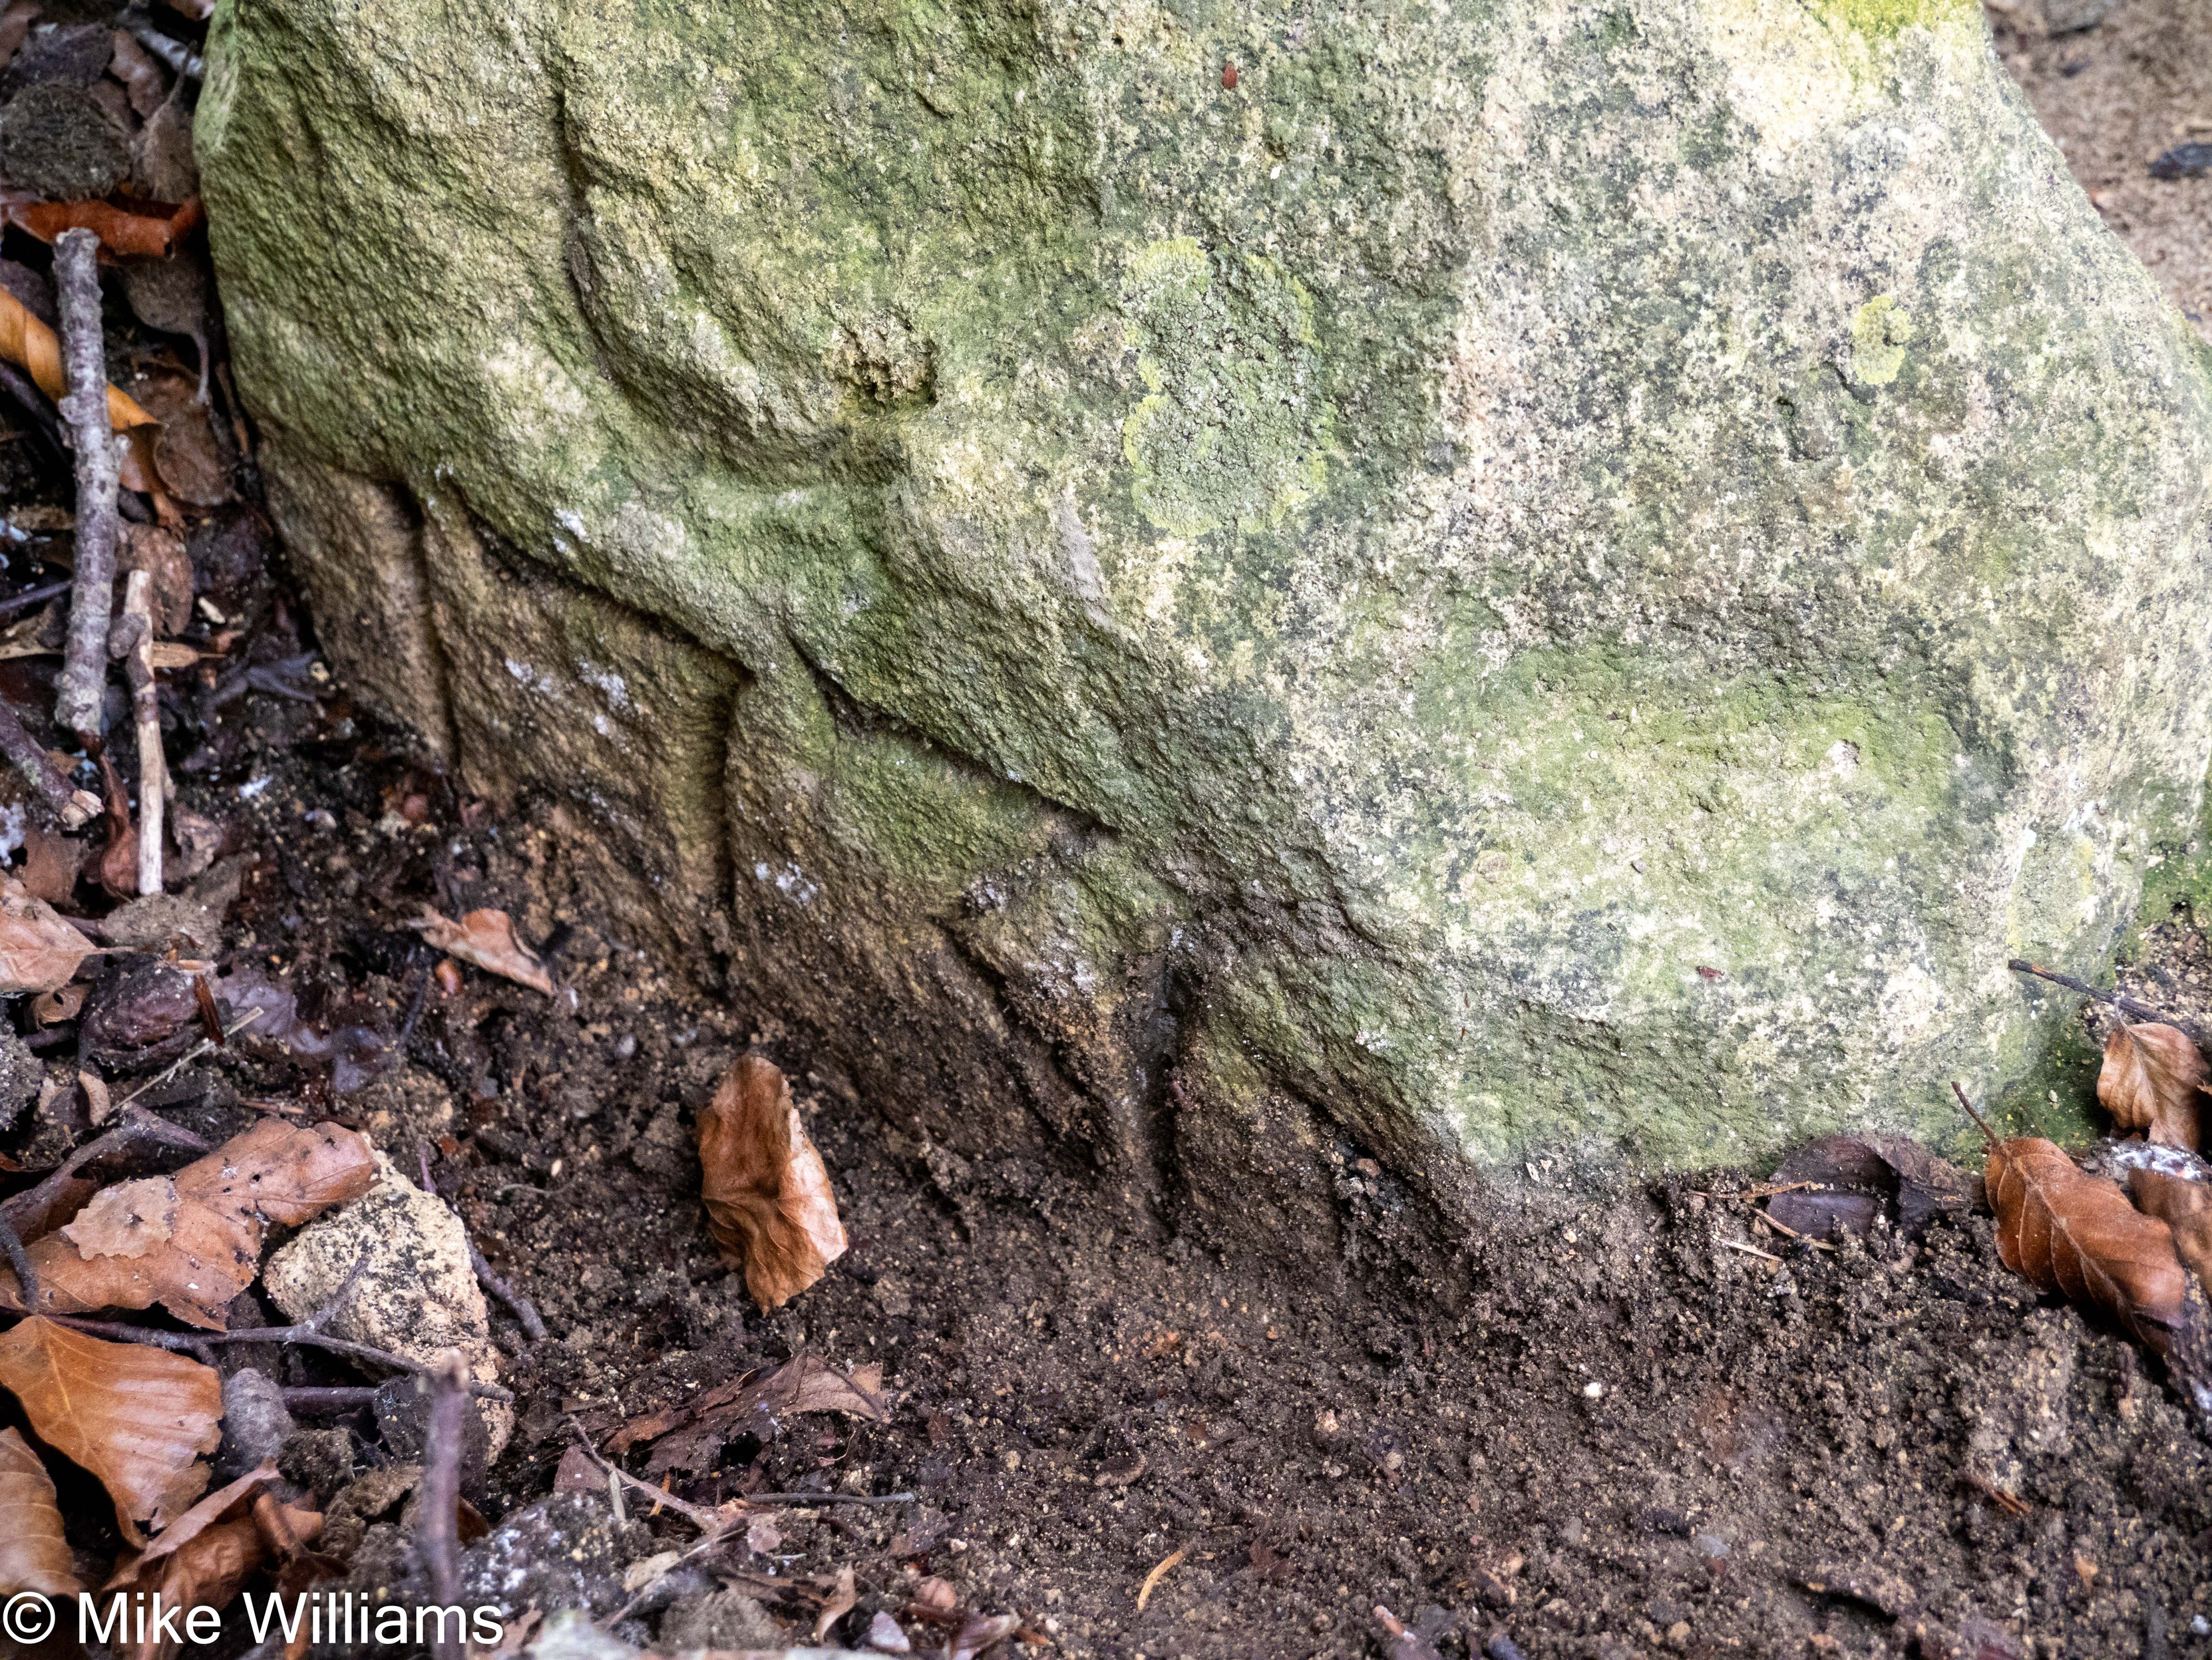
[197, 0, 2212, 1202]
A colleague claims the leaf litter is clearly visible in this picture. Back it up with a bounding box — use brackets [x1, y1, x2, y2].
[697, 1053, 848, 1311]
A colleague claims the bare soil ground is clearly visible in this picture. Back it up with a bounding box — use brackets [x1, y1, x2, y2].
[1994, 0, 2212, 341]
[2, 5, 2211, 1660]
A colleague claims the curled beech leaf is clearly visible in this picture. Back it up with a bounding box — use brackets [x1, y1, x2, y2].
[2098, 1021, 2205, 1150]
[0, 882, 97, 995]
[412, 907, 554, 995]
[698, 1055, 847, 1311]
[0, 1426, 78, 1595]
[2129, 1170, 2212, 1301]
[1987, 1136, 2188, 1354]
[0, 1316, 222, 1544]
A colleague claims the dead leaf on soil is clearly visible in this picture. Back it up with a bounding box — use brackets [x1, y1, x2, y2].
[2098, 1021, 2205, 1149]
[108, 31, 166, 118]
[30, 982, 85, 1025]
[1765, 1134, 1972, 1243]
[1986, 1136, 2192, 1356]
[0, 1426, 79, 1593]
[0, 880, 96, 993]
[20, 825, 83, 907]
[106, 1480, 317, 1660]
[698, 1053, 848, 1310]
[2129, 1169, 2212, 1299]
[0, 1315, 221, 1544]
[949, 1611, 1021, 1660]
[815, 1566, 857, 1643]
[3, 197, 203, 261]
[612, 1351, 884, 1476]
[0, 1118, 379, 1327]
[118, 519, 195, 631]
[108, 1464, 276, 1579]
[412, 907, 553, 995]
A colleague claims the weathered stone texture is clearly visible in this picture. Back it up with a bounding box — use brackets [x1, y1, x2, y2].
[199, 0, 2212, 1201]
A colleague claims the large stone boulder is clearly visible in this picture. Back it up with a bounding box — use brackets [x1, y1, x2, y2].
[196, 0, 2212, 1216]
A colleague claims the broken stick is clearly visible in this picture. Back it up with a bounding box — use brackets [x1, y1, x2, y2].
[2007, 959, 2199, 1040]
[116, 570, 163, 894]
[419, 1351, 470, 1660]
[51, 229, 120, 743]
[0, 696, 97, 828]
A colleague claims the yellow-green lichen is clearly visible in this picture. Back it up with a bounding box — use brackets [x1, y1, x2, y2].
[1849, 295, 1915, 386]
[1119, 239, 1334, 538]
[1815, 0, 1978, 39]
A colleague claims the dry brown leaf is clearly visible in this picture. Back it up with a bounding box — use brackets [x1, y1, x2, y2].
[106, 1516, 264, 1660]
[30, 982, 86, 1025]
[109, 31, 167, 118]
[0, 285, 156, 431]
[413, 907, 554, 995]
[9, 1176, 96, 1246]
[1987, 1136, 2189, 1353]
[622, 1351, 885, 1476]
[100, 1461, 325, 1659]
[698, 1054, 847, 1311]
[79, 1068, 111, 1126]
[0, 2, 40, 66]
[0, 1426, 79, 1594]
[0, 1118, 379, 1327]
[118, 520, 194, 633]
[20, 825, 84, 907]
[816, 1566, 858, 1643]
[109, 1464, 275, 1579]
[0, 1316, 220, 1544]
[0, 882, 96, 993]
[1765, 1133, 1973, 1242]
[3, 197, 203, 261]
[2130, 1170, 2212, 1296]
[2099, 1021, 2205, 1150]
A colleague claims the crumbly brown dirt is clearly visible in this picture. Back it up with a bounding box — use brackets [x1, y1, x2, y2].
[1992, 0, 2212, 342]
[134, 758, 2212, 1660]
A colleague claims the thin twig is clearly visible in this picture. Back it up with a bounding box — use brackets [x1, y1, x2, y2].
[0, 695, 97, 828]
[0, 581, 73, 620]
[470, 1243, 548, 1341]
[419, 1351, 468, 1660]
[1753, 1209, 1837, 1252]
[38, 1315, 514, 1399]
[1137, 1544, 1189, 1612]
[52, 229, 121, 743]
[1950, 1080, 1999, 1150]
[1, 1106, 207, 1234]
[741, 1490, 920, 1506]
[1688, 1181, 1818, 1201]
[0, 1210, 39, 1309]
[2008, 959, 2197, 1038]
[562, 1426, 725, 1530]
[0, 361, 62, 453]
[420, 1134, 550, 1343]
[116, 572, 162, 894]
[1718, 1238, 1781, 1264]
[113, 1005, 266, 1112]
[281, 1386, 379, 1412]
[599, 1518, 743, 1631]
